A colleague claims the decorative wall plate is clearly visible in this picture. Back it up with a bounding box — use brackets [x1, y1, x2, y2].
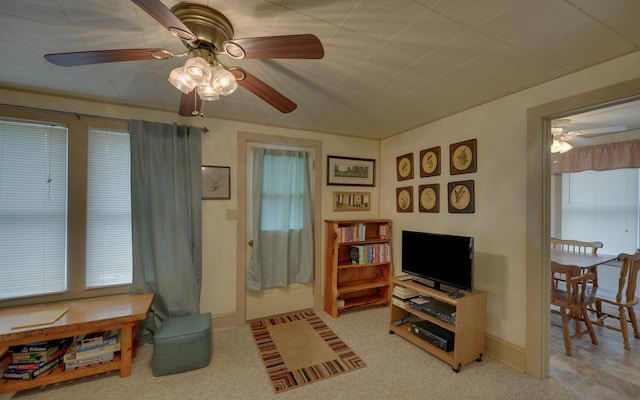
[418, 184, 439, 213]
[449, 139, 477, 175]
[419, 146, 440, 177]
[396, 153, 414, 181]
[396, 186, 413, 212]
[448, 180, 474, 213]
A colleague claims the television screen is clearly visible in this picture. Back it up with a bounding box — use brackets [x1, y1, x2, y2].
[401, 230, 474, 292]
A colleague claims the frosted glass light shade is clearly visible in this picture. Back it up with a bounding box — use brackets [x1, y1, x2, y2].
[184, 57, 211, 82]
[211, 66, 238, 96]
[197, 84, 220, 101]
[168, 67, 196, 94]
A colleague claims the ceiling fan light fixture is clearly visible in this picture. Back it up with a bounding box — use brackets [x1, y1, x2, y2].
[211, 66, 238, 96]
[551, 140, 573, 153]
[168, 66, 197, 94]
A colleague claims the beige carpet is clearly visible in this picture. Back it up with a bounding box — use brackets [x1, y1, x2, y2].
[250, 310, 366, 393]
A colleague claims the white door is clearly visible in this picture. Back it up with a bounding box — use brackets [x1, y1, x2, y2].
[245, 142, 316, 320]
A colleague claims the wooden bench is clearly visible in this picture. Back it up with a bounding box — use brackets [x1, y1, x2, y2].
[0, 293, 154, 394]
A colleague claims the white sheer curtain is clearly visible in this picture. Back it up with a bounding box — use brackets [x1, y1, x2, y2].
[247, 148, 314, 291]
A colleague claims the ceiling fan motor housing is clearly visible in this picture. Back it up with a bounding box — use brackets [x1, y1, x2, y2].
[171, 3, 234, 52]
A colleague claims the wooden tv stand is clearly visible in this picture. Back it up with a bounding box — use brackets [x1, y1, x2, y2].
[389, 277, 486, 372]
[0, 293, 154, 394]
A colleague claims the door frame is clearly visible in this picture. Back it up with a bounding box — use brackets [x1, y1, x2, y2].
[525, 77, 640, 378]
[236, 131, 323, 324]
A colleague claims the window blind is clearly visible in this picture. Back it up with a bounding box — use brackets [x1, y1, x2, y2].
[0, 120, 68, 300]
[561, 169, 640, 255]
[86, 129, 132, 287]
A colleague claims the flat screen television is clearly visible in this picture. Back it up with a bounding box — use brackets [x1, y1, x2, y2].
[401, 230, 474, 293]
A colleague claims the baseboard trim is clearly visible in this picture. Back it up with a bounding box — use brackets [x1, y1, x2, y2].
[212, 312, 237, 331]
[485, 334, 526, 373]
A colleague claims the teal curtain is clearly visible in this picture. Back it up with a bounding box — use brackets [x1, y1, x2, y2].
[128, 120, 202, 343]
[247, 148, 314, 291]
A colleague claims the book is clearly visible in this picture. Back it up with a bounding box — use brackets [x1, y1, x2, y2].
[10, 338, 68, 364]
[76, 329, 120, 352]
[63, 333, 121, 362]
[64, 352, 114, 369]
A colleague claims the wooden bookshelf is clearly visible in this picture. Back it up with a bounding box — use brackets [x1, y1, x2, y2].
[324, 219, 392, 317]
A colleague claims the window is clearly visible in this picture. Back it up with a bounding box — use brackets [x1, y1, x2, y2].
[0, 120, 68, 300]
[86, 129, 132, 287]
[560, 168, 640, 255]
[0, 119, 132, 301]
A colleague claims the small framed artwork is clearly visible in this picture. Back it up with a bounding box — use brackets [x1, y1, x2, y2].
[448, 180, 474, 213]
[418, 184, 439, 213]
[450, 139, 477, 175]
[420, 147, 441, 177]
[396, 186, 413, 213]
[327, 156, 375, 186]
[333, 192, 371, 211]
[202, 165, 230, 199]
[396, 153, 414, 181]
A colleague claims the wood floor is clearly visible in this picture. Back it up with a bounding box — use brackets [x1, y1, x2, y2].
[550, 305, 640, 400]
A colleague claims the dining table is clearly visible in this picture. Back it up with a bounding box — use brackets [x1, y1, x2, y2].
[550, 249, 618, 288]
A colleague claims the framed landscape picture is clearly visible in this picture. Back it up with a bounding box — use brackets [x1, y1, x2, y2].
[327, 156, 375, 186]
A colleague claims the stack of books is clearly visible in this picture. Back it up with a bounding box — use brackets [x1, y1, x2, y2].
[63, 329, 121, 369]
[3, 338, 70, 380]
[392, 285, 419, 309]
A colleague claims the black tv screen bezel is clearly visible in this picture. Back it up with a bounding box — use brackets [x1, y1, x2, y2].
[401, 230, 474, 293]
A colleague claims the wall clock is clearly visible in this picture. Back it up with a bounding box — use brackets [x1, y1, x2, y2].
[396, 186, 413, 212]
[396, 153, 414, 181]
[418, 184, 439, 213]
[419, 146, 440, 177]
[449, 139, 477, 175]
[448, 180, 474, 213]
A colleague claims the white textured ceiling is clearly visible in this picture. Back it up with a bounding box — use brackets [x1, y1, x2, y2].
[1, 0, 640, 139]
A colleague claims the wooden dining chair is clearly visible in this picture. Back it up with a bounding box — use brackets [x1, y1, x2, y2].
[550, 237, 604, 254]
[591, 250, 640, 350]
[551, 261, 599, 356]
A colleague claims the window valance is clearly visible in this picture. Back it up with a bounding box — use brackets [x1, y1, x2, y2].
[552, 138, 640, 174]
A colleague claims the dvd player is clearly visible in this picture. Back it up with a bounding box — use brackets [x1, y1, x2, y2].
[410, 320, 455, 352]
[409, 298, 456, 326]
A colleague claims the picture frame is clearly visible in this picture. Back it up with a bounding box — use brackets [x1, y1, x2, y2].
[419, 146, 441, 177]
[418, 183, 439, 213]
[449, 139, 477, 175]
[396, 186, 414, 213]
[327, 156, 375, 186]
[447, 180, 475, 213]
[333, 191, 371, 212]
[202, 165, 230, 199]
[396, 153, 414, 181]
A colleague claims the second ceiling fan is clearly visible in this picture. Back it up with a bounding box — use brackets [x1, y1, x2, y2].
[44, 0, 325, 116]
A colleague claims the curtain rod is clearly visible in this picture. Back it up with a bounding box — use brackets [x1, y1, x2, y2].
[0, 103, 209, 133]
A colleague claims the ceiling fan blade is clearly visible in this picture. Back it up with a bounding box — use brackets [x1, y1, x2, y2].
[566, 125, 627, 137]
[179, 89, 202, 117]
[131, 0, 197, 42]
[566, 136, 595, 146]
[225, 34, 324, 59]
[45, 49, 169, 66]
[231, 68, 297, 113]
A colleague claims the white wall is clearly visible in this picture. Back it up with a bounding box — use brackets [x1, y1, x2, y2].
[380, 51, 640, 349]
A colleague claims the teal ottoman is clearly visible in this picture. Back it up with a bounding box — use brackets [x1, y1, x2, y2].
[153, 313, 212, 376]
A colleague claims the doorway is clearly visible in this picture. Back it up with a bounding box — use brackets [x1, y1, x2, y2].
[525, 77, 640, 378]
[236, 131, 323, 324]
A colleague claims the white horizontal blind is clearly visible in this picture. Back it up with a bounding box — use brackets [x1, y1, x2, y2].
[561, 169, 640, 255]
[86, 129, 132, 287]
[0, 120, 68, 300]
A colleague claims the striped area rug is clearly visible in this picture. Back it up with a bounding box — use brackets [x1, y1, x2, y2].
[250, 310, 366, 393]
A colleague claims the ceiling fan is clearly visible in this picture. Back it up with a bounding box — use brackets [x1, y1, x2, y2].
[43, 0, 325, 116]
[550, 118, 627, 153]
